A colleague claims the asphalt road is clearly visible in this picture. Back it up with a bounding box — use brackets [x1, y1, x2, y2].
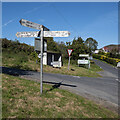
[93, 59, 118, 78]
[2, 59, 119, 112]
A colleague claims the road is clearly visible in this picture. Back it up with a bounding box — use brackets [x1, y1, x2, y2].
[93, 59, 118, 78]
[2, 59, 119, 112]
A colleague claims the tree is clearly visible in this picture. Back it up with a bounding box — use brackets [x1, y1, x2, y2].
[85, 37, 98, 55]
[45, 37, 58, 52]
[69, 37, 88, 60]
[66, 41, 71, 46]
[57, 41, 67, 58]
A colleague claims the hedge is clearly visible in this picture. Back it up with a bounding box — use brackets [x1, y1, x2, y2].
[93, 54, 120, 66]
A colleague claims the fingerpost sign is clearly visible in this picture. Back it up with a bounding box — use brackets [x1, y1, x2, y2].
[16, 19, 70, 95]
[67, 49, 73, 70]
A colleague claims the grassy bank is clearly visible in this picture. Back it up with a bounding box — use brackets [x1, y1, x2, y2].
[2, 74, 117, 118]
[43, 63, 102, 77]
[2, 50, 102, 77]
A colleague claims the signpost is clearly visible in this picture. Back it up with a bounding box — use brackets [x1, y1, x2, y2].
[16, 31, 70, 38]
[16, 31, 39, 38]
[19, 19, 49, 31]
[16, 19, 70, 94]
[44, 31, 70, 37]
[67, 49, 73, 70]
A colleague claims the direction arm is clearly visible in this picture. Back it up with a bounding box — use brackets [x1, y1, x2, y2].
[19, 19, 49, 31]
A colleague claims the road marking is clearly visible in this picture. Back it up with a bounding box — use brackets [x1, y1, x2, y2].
[73, 76, 80, 78]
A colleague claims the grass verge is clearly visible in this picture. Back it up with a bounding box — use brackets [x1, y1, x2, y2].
[2, 73, 118, 118]
[43, 63, 102, 77]
[3, 51, 102, 77]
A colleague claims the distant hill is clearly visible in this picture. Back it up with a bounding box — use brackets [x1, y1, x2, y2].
[100, 44, 120, 52]
[104, 44, 120, 47]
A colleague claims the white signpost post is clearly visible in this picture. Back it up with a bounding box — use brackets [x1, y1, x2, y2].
[16, 19, 70, 94]
[67, 49, 73, 70]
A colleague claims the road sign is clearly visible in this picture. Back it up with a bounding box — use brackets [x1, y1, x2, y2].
[78, 54, 90, 69]
[78, 59, 90, 69]
[78, 60, 90, 64]
[16, 31, 40, 37]
[44, 31, 70, 37]
[67, 49, 73, 56]
[19, 19, 49, 31]
[79, 54, 89, 57]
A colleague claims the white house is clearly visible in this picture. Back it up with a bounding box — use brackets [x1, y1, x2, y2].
[94, 49, 99, 54]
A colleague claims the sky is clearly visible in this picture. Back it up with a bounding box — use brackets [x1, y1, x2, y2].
[2, 2, 118, 49]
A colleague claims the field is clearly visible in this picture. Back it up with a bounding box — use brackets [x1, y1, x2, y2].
[2, 73, 118, 118]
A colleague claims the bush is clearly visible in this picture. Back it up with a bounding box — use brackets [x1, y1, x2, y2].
[2, 38, 34, 55]
[90, 60, 95, 64]
[93, 54, 101, 59]
[93, 54, 120, 66]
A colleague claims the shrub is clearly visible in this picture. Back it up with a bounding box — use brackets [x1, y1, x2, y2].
[2, 38, 34, 55]
[93, 54, 120, 66]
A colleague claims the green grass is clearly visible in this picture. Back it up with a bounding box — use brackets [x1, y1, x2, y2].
[2, 50, 39, 71]
[2, 74, 118, 118]
[43, 63, 102, 77]
[2, 50, 102, 77]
